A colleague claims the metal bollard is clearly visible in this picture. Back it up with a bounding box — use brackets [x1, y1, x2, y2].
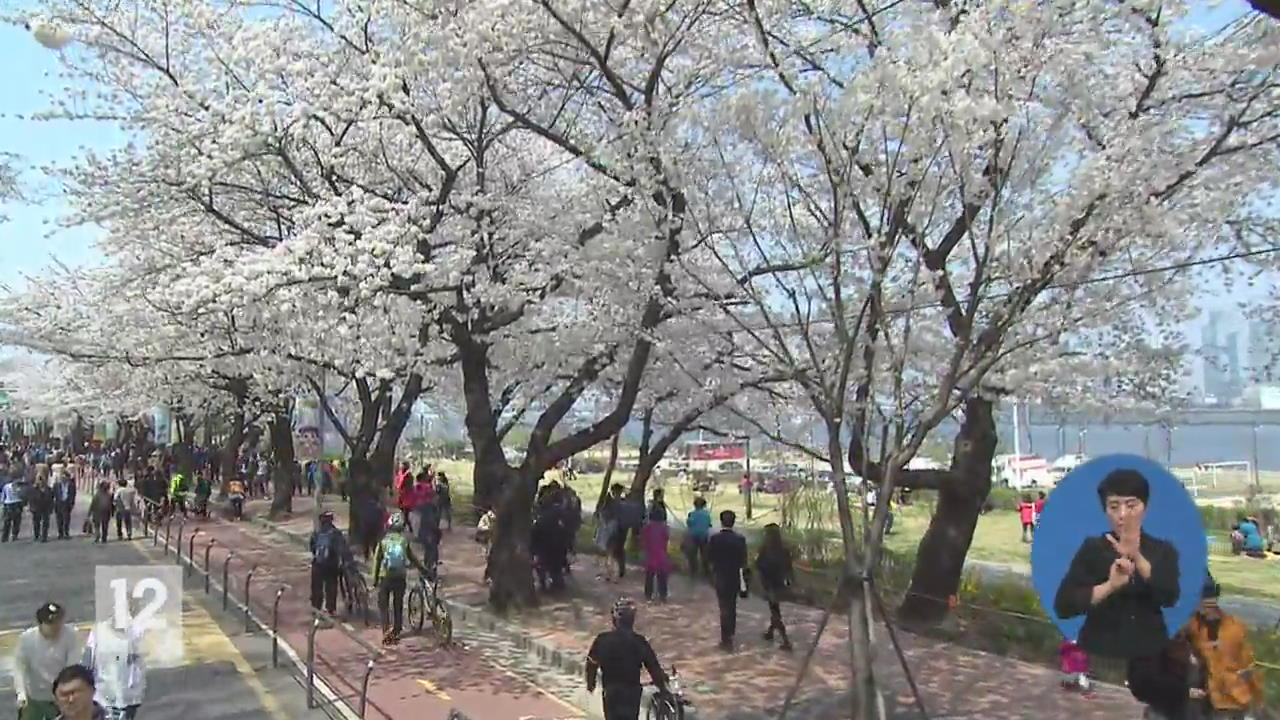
[306, 617, 321, 709]
[176, 521, 185, 563]
[359, 658, 376, 718]
[244, 566, 258, 631]
[203, 539, 217, 593]
[152, 512, 161, 546]
[221, 552, 236, 610]
[271, 587, 285, 666]
[185, 529, 201, 577]
[164, 515, 175, 555]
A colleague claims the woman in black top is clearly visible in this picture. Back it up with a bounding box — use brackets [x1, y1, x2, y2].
[756, 523, 795, 652]
[1053, 469, 1180, 659]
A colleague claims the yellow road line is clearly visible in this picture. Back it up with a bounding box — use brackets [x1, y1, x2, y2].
[181, 604, 291, 720]
[416, 677, 452, 701]
[533, 686, 584, 717]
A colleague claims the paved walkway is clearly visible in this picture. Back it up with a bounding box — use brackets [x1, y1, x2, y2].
[175, 500, 582, 720]
[0, 477, 323, 720]
[231, 494, 1143, 720]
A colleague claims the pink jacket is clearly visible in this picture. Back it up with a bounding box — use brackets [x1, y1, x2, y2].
[641, 521, 671, 573]
[1059, 640, 1089, 674]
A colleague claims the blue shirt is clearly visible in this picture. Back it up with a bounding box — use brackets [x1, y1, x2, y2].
[1238, 520, 1265, 552]
[686, 508, 712, 539]
[1, 480, 24, 505]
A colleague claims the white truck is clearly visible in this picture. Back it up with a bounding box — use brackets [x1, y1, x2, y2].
[994, 454, 1055, 489]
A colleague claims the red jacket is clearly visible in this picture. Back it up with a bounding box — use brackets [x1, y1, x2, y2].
[395, 471, 413, 508]
[1018, 501, 1035, 524]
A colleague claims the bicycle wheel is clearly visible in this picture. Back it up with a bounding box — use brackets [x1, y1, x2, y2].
[351, 573, 372, 626]
[429, 596, 453, 645]
[407, 584, 425, 633]
[646, 695, 679, 720]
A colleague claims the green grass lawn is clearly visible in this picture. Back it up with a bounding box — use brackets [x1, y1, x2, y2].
[425, 458, 1280, 604]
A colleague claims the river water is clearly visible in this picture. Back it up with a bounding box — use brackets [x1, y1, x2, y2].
[1005, 421, 1280, 471]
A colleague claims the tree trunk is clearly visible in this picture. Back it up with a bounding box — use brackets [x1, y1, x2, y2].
[221, 409, 246, 495]
[897, 397, 998, 625]
[628, 459, 657, 503]
[487, 465, 537, 612]
[268, 411, 297, 518]
[595, 431, 622, 513]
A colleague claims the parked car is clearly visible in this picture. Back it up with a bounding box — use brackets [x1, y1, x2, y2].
[756, 475, 793, 494]
[994, 454, 1054, 489]
[1049, 454, 1089, 478]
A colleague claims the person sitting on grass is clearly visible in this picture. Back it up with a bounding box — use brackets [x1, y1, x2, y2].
[1230, 516, 1265, 558]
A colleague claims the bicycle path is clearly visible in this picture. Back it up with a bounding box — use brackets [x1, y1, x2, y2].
[241, 495, 1143, 720]
[176, 511, 585, 720]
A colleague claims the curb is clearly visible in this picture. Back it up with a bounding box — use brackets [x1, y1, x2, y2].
[149, 520, 362, 720]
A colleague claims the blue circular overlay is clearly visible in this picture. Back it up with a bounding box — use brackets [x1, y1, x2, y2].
[1030, 453, 1207, 646]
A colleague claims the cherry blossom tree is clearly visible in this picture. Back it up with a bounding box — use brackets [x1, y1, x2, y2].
[680, 1, 1280, 714]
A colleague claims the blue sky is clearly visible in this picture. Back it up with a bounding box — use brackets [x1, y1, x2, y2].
[0, 2, 1262, 300]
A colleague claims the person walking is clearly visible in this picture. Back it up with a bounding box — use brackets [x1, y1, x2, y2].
[682, 497, 712, 578]
[53, 472, 75, 540]
[309, 510, 353, 615]
[227, 476, 246, 521]
[28, 478, 54, 543]
[707, 510, 748, 652]
[12, 602, 81, 720]
[646, 488, 668, 524]
[640, 508, 671, 603]
[82, 610, 146, 719]
[585, 598, 670, 720]
[372, 511, 425, 646]
[435, 472, 453, 531]
[49, 664, 106, 720]
[394, 463, 415, 534]
[113, 480, 136, 541]
[599, 484, 628, 581]
[756, 522, 794, 651]
[1018, 494, 1036, 543]
[2, 473, 28, 542]
[88, 483, 113, 544]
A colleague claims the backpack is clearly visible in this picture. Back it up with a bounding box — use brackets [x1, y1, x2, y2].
[618, 499, 644, 530]
[380, 534, 409, 574]
[314, 530, 341, 569]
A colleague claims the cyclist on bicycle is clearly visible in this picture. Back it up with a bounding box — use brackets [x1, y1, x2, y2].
[309, 510, 354, 614]
[586, 597, 669, 720]
[372, 511, 425, 645]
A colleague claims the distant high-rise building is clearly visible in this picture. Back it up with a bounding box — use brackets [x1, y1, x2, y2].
[1248, 317, 1280, 384]
[1200, 311, 1246, 405]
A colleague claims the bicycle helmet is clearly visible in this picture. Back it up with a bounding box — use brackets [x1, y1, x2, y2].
[387, 510, 405, 531]
[611, 597, 637, 629]
[318, 510, 335, 523]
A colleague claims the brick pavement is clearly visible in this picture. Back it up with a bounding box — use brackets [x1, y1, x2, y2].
[162, 504, 584, 720]
[241, 494, 1145, 720]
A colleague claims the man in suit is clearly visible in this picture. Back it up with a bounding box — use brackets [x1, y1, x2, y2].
[52, 471, 76, 540]
[707, 510, 748, 652]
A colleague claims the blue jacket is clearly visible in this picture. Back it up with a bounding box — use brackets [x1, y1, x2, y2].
[686, 508, 712, 539]
[1238, 520, 1265, 552]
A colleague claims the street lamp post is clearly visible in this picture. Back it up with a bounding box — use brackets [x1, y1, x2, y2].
[1252, 424, 1261, 489]
[1077, 428, 1088, 456]
[743, 436, 753, 521]
[1166, 425, 1175, 468]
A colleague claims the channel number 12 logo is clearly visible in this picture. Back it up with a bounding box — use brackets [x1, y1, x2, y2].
[94, 566, 185, 667]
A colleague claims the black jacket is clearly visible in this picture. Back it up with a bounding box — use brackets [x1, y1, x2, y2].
[707, 529, 747, 586]
[586, 628, 667, 690]
[1053, 531, 1180, 659]
[27, 484, 53, 514]
[53, 478, 76, 507]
